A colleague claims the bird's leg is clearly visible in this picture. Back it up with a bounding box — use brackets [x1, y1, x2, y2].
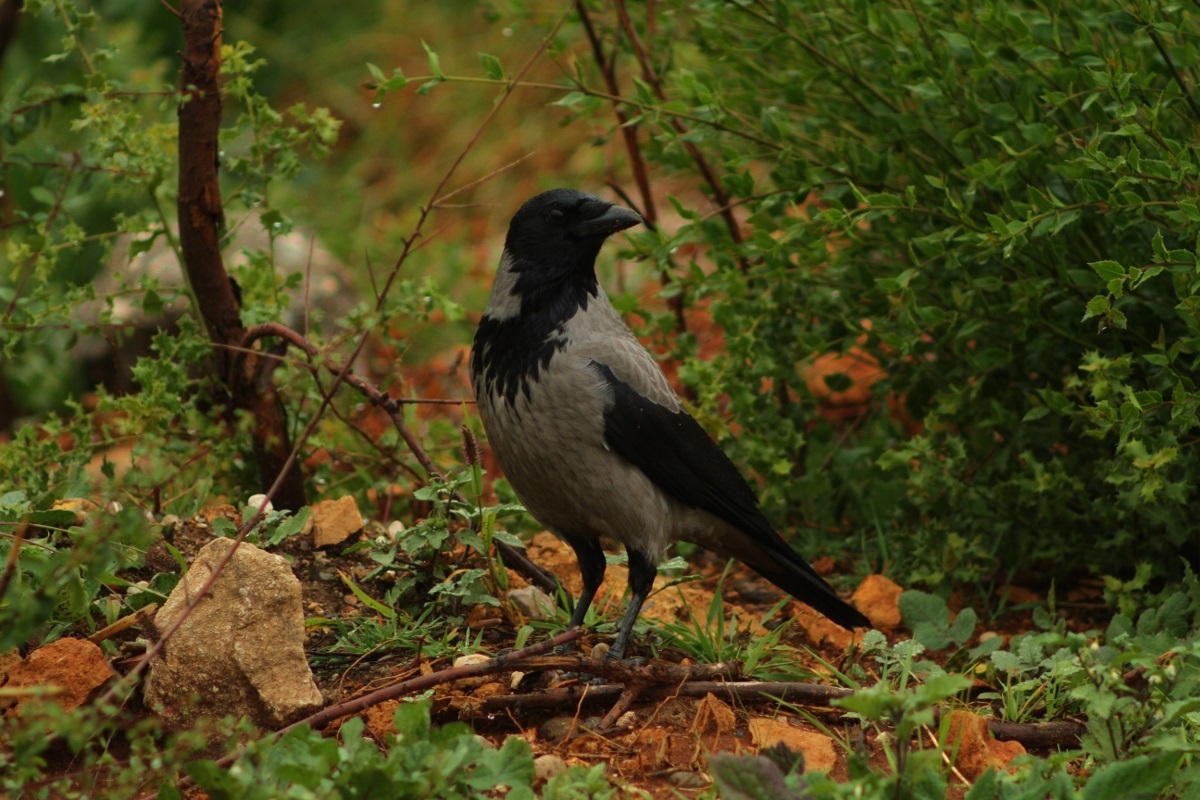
[561, 536, 607, 651]
[608, 547, 657, 661]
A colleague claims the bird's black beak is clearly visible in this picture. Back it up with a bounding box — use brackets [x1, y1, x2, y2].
[573, 204, 643, 238]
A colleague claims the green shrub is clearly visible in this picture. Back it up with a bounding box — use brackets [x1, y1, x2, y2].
[555, 0, 1200, 589]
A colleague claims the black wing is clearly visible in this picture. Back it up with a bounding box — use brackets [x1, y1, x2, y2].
[591, 361, 774, 540]
[592, 361, 870, 630]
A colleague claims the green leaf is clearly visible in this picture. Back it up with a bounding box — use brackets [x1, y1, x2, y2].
[339, 570, 396, 619]
[1081, 752, 1181, 800]
[1082, 295, 1110, 321]
[1090, 260, 1125, 283]
[708, 753, 802, 800]
[479, 53, 503, 80]
[25, 508, 79, 528]
[899, 590, 953, 650]
[421, 40, 444, 78]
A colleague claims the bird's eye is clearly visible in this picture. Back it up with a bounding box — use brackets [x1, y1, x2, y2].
[547, 208, 565, 224]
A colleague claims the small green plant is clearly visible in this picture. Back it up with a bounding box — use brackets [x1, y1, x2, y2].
[833, 670, 973, 797]
[656, 564, 814, 680]
[186, 699, 536, 799]
[898, 590, 977, 653]
[361, 467, 525, 613]
[0, 492, 155, 650]
[542, 763, 619, 800]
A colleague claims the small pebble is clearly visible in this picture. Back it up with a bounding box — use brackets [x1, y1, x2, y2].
[245, 494, 273, 515]
[506, 586, 556, 620]
[538, 716, 580, 743]
[668, 771, 709, 788]
[533, 754, 568, 782]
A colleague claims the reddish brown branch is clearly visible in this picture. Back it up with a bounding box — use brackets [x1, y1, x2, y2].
[177, 0, 304, 510]
[574, 0, 657, 229]
[610, 0, 747, 266]
[474, 677, 1085, 749]
[177, 0, 237, 358]
[288, 629, 584, 733]
[575, 0, 692, 342]
[0, 0, 23, 72]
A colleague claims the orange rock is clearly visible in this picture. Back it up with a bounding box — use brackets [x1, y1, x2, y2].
[945, 710, 1026, 779]
[801, 348, 885, 410]
[2, 638, 115, 715]
[794, 605, 856, 650]
[311, 496, 364, 548]
[850, 575, 903, 629]
[198, 503, 239, 524]
[747, 717, 838, 772]
[998, 585, 1041, 605]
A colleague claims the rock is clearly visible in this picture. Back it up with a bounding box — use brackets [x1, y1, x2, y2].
[243, 494, 274, 521]
[850, 574, 904, 629]
[0, 638, 115, 716]
[733, 578, 780, 605]
[945, 710, 1026, 779]
[748, 717, 838, 772]
[311, 496, 363, 548]
[363, 699, 401, 739]
[794, 605, 855, 650]
[452, 653, 492, 688]
[506, 586, 556, 620]
[539, 715, 584, 743]
[998, 585, 1042, 605]
[534, 754, 568, 783]
[143, 538, 323, 728]
[668, 770, 709, 788]
[199, 504, 240, 524]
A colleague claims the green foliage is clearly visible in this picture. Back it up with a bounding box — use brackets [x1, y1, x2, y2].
[657, 564, 815, 679]
[542, 763, 618, 800]
[0, 701, 247, 799]
[0, 492, 154, 650]
[544, 0, 1200, 590]
[360, 467, 526, 613]
[710, 750, 806, 800]
[898, 590, 977, 652]
[186, 701, 536, 800]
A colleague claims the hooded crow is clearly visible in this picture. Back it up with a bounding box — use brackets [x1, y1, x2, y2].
[471, 188, 869, 659]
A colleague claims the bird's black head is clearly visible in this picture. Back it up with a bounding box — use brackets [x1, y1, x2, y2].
[504, 189, 642, 274]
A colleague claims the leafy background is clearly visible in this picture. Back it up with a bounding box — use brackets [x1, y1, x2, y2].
[3, 0, 1200, 797]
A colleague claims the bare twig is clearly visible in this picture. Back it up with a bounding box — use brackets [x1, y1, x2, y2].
[0, 521, 26, 605]
[236, 323, 558, 595]
[473, 675, 1087, 749]
[612, 0, 747, 262]
[574, 0, 658, 228]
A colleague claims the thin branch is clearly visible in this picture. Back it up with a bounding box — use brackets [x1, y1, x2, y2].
[236, 323, 558, 595]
